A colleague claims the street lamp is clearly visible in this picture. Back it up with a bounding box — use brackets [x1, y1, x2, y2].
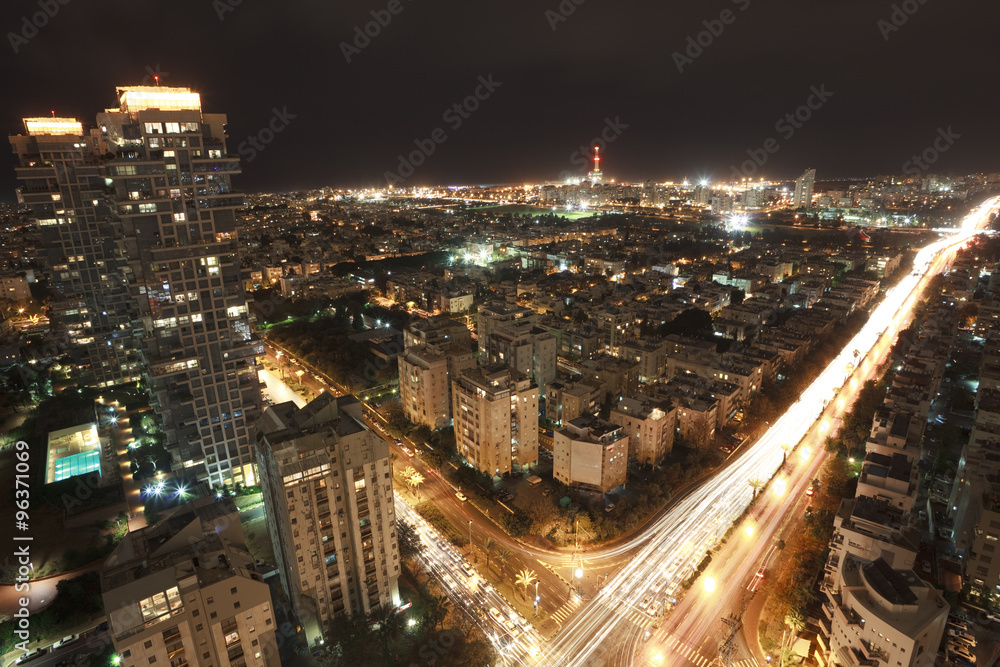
[467, 520, 473, 555]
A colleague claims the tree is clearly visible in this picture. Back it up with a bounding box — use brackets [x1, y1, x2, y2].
[428, 594, 451, 630]
[397, 518, 423, 561]
[515, 568, 537, 602]
[780, 442, 792, 464]
[748, 477, 765, 500]
[405, 468, 425, 501]
[373, 605, 405, 664]
[495, 547, 512, 583]
[483, 537, 497, 574]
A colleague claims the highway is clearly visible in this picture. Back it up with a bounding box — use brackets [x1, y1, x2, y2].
[540, 197, 1000, 667]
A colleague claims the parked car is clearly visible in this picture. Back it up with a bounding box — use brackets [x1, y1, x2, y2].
[455, 491, 468, 502]
[53, 634, 79, 649]
[605, 503, 616, 513]
[14, 648, 47, 665]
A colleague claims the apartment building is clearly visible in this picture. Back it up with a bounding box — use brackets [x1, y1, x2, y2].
[452, 365, 538, 475]
[545, 378, 602, 425]
[610, 394, 676, 466]
[477, 300, 536, 350]
[481, 316, 557, 393]
[11, 87, 263, 488]
[10, 117, 141, 389]
[553, 415, 628, 495]
[619, 338, 667, 384]
[101, 497, 278, 667]
[254, 393, 400, 644]
[822, 555, 947, 667]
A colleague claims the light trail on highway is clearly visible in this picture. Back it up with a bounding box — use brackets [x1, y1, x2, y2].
[543, 198, 1000, 667]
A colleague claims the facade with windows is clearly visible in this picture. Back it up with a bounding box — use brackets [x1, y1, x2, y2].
[10, 87, 262, 488]
[255, 393, 400, 645]
[101, 497, 278, 667]
[452, 365, 539, 476]
[10, 118, 141, 388]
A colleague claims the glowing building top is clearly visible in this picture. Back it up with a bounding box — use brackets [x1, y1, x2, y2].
[112, 86, 202, 115]
[23, 117, 83, 136]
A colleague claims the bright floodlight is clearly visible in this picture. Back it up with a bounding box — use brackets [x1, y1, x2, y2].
[575, 568, 583, 579]
[110, 416, 118, 424]
[799, 447, 811, 462]
[773, 479, 786, 497]
[703, 577, 716, 593]
[744, 524, 754, 538]
[407, 618, 417, 627]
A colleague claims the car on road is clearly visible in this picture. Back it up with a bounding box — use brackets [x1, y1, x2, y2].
[639, 595, 651, 609]
[805, 485, 815, 497]
[442, 574, 456, 589]
[53, 634, 80, 649]
[455, 491, 468, 502]
[504, 619, 521, 636]
[490, 607, 504, 622]
[400, 445, 414, 457]
[14, 648, 47, 665]
[605, 503, 616, 513]
[461, 561, 475, 577]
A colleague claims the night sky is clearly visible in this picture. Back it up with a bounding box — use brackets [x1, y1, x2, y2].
[1, 0, 998, 199]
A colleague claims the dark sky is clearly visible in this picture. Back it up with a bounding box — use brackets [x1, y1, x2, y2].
[1, 0, 998, 199]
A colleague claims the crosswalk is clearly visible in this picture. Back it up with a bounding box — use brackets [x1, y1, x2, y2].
[659, 634, 759, 667]
[550, 595, 583, 624]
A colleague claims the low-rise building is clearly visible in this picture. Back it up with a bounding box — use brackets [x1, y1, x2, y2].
[610, 395, 676, 466]
[553, 415, 628, 495]
[101, 497, 279, 667]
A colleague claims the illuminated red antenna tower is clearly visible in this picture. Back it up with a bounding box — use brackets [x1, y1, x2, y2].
[589, 145, 603, 183]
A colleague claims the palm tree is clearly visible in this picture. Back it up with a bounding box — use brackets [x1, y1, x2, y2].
[483, 537, 497, 573]
[780, 609, 806, 666]
[515, 568, 538, 602]
[780, 442, 793, 463]
[495, 546, 512, 583]
[373, 605, 404, 664]
[407, 470, 425, 502]
[429, 594, 451, 630]
[748, 477, 765, 500]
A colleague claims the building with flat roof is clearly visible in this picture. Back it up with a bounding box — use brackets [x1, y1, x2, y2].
[553, 415, 628, 495]
[821, 555, 947, 667]
[45, 422, 104, 484]
[610, 395, 676, 466]
[452, 365, 538, 475]
[254, 393, 400, 645]
[101, 496, 278, 667]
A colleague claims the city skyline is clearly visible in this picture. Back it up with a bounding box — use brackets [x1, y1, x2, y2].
[2, 0, 999, 198]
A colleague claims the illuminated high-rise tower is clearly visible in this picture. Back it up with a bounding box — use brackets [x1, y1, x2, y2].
[10, 118, 142, 388]
[97, 86, 262, 488]
[11, 86, 263, 489]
